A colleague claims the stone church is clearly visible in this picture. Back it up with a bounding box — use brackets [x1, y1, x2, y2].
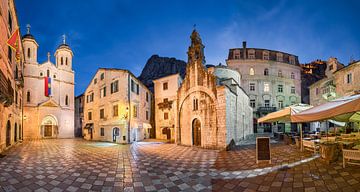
[154, 30, 253, 150]
[22, 27, 75, 139]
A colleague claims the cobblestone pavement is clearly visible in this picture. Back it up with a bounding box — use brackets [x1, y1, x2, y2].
[0, 139, 360, 192]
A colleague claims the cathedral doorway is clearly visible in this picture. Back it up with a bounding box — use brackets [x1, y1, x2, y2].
[113, 127, 120, 142]
[6, 120, 11, 146]
[192, 118, 201, 146]
[41, 115, 58, 138]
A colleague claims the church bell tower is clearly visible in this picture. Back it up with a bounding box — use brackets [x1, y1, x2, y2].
[55, 35, 73, 71]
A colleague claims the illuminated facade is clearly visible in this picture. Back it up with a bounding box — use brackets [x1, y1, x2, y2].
[0, 0, 24, 152]
[154, 30, 253, 149]
[22, 30, 75, 139]
[226, 42, 301, 133]
[83, 68, 152, 143]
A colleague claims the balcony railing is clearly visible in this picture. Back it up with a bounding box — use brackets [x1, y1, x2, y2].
[257, 106, 277, 113]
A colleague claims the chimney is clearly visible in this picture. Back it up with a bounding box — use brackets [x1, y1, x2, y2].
[242, 41, 247, 59]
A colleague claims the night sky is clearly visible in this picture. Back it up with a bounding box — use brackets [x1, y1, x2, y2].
[16, 0, 360, 96]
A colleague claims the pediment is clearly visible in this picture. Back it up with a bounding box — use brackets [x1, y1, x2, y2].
[39, 98, 60, 107]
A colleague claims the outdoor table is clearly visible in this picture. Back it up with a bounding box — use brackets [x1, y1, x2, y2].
[303, 137, 312, 141]
[338, 141, 355, 150]
[342, 137, 360, 142]
[353, 145, 360, 150]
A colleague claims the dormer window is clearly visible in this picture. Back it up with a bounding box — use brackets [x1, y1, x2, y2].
[276, 53, 283, 62]
[289, 56, 295, 65]
[234, 49, 240, 59]
[263, 51, 269, 60]
[248, 49, 255, 59]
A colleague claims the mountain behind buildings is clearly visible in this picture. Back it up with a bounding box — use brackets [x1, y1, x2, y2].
[301, 59, 327, 104]
[138, 55, 187, 92]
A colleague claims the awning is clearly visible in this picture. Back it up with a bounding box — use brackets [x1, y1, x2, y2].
[84, 123, 93, 129]
[258, 103, 312, 123]
[292, 94, 360, 123]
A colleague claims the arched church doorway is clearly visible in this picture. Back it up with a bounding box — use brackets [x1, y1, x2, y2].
[6, 120, 11, 146]
[113, 127, 120, 142]
[192, 118, 201, 146]
[41, 115, 58, 138]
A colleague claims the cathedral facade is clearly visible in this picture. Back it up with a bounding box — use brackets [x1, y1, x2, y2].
[155, 30, 253, 150]
[22, 29, 75, 139]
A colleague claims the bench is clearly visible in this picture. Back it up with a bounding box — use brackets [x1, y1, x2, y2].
[343, 149, 360, 168]
[302, 140, 319, 153]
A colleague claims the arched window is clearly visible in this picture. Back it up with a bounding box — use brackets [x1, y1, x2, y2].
[27, 48, 31, 58]
[65, 57, 68, 65]
[47, 70, 50, 77]
[249, 68, 255, 76]
[278, 70, 282, 77]
[65, 95, 69, 106]
[193, 98, 199, 111]
[291, 72, 295, 79]
[61, 57, 63, 65]
[26, 91, 31, 103]
[40, 72, 43, 76]
[264, 68, 269, 76]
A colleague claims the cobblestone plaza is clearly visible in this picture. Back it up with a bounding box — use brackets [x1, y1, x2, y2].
[0, 139, 360, 192]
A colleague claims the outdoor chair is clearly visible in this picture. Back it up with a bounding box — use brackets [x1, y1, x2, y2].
[343, 149, 360, 168]
[302, 140, 320, 153]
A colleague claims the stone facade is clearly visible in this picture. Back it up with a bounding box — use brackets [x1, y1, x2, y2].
[0, 0, 24, 152]
[83, 68, 152, 143]
[171, 30, 253, 150]
[309, 58, 360, 132]
[226, 42, 301, 133]
[22, 31, 75, 139]
[74, 94, 84, 137]
[153, 74, 182, 141]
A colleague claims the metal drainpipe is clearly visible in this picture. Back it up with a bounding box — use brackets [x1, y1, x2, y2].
[127, 73, 131, 143]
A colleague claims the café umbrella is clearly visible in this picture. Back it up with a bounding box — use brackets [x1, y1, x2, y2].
[291, 94, 360, 123]
[258, 103, 313, 123]
[258, 103, 312, 151]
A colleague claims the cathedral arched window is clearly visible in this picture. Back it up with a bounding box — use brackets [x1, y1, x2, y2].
[61, 57, 63, 65]
[249, 68, 255, 76]
[264, 68, 269, 76]
[65, 57, 68, 65]
[27, 48, 31, 59]
[47, 70, 50, 77]
[26, 91, 31, 103]
[65, 95, 69, 106]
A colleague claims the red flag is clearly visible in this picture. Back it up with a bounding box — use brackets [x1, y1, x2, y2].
[6, 28, 21, 62]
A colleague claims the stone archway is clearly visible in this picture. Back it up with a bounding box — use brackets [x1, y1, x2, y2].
[192, 118, 201, 146]
[41, 115, 58, 138]
[6, 120, 11, 146]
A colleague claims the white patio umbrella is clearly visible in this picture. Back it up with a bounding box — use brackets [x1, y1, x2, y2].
[292, 94, 360, 123]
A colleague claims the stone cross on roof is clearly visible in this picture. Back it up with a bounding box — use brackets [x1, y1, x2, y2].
[47, 52, 50, 62]
[62, 34, 66, 44]
[26, 24, 31, 34]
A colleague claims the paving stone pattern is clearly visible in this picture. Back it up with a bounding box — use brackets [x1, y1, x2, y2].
[0, 139, 360, 192]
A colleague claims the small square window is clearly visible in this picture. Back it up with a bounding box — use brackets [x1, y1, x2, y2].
[164, 112, 169, 120]
[163, 82, 168, 90]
